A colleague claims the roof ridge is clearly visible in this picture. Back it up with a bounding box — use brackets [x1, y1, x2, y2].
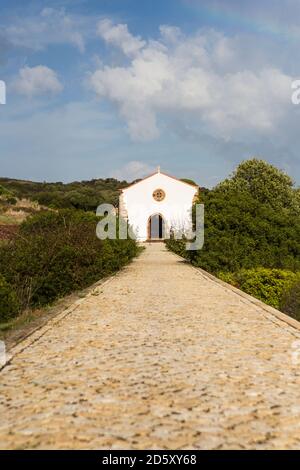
[120, 170, 199, 191]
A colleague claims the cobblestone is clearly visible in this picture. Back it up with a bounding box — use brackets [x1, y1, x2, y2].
[1, 244, 300, 449]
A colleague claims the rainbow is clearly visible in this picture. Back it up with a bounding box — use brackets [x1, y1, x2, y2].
[187, 1, 293, 41]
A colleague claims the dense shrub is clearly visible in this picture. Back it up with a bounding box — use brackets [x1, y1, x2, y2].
[188, 189, 300, 273]
[0, 210, 138, 319]
[5, 197, 17, 205]
[167, 160, 300, 272]
[0, 274, 20, 322]
[0, 185, 13, 197]
[218, 268, 300, 309]
[168, 159, 300, 274]
[165, 238, 188, 258]
[281, 282, 300, 321]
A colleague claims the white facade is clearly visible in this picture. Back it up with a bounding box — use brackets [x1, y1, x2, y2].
[119, 169, 199, 241]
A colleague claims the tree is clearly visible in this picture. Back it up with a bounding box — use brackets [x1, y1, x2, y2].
[216, 158, 299, 213]
[186, 159, 300, 273]
[180, 178, 198, 187]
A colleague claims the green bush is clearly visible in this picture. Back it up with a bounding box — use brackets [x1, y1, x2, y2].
[0, 210, 138, 319]
[165, 237, 188, 258]
[0, 274, 20, 322]
[188, 188, 300, 273]
[218, 268, 300, 309]
[5, 197, 17, 205]
[281, 282, 300, 321]
[167, 160, 300, 274]
[0, 185, 15, 202]
[0, 185, 11, 197]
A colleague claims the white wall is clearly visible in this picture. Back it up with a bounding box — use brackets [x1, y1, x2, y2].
[121, 172, 198, 241]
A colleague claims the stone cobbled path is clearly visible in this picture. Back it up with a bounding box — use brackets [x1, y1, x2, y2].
[1, 244, 300, 449]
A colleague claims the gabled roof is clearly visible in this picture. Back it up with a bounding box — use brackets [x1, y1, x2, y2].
[120, 169, 199, 192]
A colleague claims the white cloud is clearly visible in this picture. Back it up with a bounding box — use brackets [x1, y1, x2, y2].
[1, 8, 92, 53]
[13, 66, 63, 97]
[159, 25, 183, 44]
[90, 21, 292, 142]
[97, 19, 146, 57]
[111, 161, 153, 181]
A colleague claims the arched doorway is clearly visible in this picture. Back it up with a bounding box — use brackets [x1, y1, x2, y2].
[148, 214, 165, 240]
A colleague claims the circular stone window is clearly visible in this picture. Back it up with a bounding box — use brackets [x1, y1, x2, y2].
[153, 188, 166, 202]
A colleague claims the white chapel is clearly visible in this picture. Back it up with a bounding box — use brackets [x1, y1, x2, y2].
[119, 168, 199, 241]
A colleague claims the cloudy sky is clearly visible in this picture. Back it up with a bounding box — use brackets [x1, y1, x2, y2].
[1, 0, 300, 186]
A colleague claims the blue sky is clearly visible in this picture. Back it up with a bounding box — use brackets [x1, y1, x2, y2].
[1, 0, 300, 186]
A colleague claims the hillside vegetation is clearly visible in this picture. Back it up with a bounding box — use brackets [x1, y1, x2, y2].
[166, 159, 300, 321]
[0, 177, 128, 211]
[0, 184, 44, 243]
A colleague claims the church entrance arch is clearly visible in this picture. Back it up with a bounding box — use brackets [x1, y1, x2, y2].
[147, 214, 165, 240]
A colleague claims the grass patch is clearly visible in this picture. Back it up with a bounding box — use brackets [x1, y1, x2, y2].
[0, 213, 20, 225]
